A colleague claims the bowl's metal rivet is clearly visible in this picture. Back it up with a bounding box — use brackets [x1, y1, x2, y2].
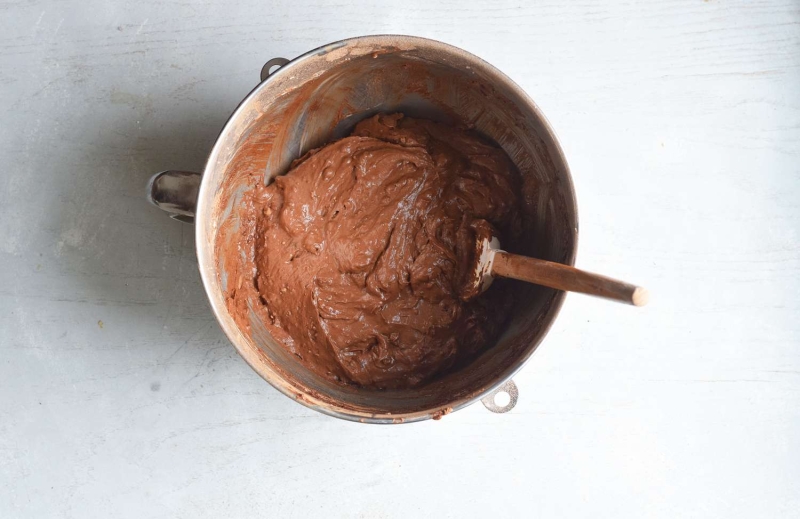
[481, 379, 518, 413]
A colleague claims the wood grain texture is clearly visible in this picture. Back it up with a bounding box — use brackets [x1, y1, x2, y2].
[0, 0, 798, 517]
[492, 252, 648, 306]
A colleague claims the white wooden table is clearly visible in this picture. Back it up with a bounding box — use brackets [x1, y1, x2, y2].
[1, 1, 798, 517]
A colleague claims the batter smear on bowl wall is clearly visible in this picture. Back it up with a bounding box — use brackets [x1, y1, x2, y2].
[227, 113, 524, 389]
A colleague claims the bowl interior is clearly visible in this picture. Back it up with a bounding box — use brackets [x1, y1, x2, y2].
[199, 36, 577, 422]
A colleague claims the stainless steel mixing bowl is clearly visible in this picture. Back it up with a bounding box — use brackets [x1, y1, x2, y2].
[148, 35, 577, 423]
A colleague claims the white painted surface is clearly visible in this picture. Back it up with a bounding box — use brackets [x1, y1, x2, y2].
[1, 1, 798, 517]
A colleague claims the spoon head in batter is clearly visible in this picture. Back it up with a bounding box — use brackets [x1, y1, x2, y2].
[460, 219, 502, 302]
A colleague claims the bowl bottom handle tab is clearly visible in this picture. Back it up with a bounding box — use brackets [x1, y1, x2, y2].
[481, 379, 518, 413]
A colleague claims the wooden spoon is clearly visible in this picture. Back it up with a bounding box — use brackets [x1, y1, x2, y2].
[462, 221, 648, 306]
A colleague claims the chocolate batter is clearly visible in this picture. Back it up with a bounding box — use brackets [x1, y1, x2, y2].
[232, 113, 523, 389]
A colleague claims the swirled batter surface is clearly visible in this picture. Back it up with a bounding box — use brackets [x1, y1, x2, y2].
[238, 113, 523, 389]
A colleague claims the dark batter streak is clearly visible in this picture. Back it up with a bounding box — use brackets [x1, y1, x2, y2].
[233, 113, 523, 389]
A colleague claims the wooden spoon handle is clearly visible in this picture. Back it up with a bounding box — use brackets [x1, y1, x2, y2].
[491, 251, 649, 306]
